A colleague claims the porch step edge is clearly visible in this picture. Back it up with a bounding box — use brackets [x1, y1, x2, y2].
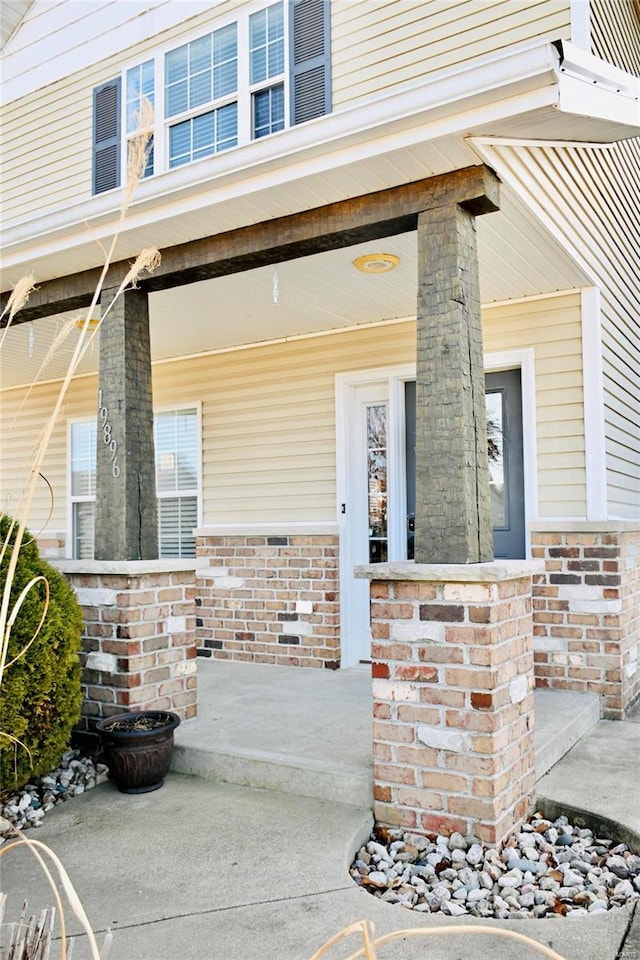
[534, 690, 601, 780]
[171, 743, 374, 808]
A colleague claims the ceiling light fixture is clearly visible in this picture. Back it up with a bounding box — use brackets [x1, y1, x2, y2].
[353, 253, 400, 274]
[75, 314, 101, 332]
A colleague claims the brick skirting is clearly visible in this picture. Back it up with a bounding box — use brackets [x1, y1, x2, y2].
[195, 533, 340, 668]
[531, 523, 640, 718]
[57, 561, 198, 728]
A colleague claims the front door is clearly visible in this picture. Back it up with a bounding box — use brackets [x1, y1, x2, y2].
[340, 367, 526, 666]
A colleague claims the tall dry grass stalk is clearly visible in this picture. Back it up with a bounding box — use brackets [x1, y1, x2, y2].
[309, 919, 570, 960]
[0, 96, 157, 960]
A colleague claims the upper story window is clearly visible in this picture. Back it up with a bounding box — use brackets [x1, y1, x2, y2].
[92, 0, 330, 195]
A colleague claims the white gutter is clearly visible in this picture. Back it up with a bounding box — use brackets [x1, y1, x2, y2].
[555, 40, 640, 126]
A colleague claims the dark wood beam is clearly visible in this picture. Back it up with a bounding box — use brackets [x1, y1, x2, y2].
[2, 165, 499, 325]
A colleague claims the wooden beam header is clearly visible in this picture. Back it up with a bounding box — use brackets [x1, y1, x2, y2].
[2, 165, 499, 325]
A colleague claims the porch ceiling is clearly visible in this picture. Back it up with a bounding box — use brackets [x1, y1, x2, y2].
[0, 181, 588, 390]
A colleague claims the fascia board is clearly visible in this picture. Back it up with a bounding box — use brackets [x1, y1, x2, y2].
[1, 39, 562, 269]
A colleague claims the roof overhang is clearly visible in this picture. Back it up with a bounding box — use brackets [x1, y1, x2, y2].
[2, 37, 639, 292]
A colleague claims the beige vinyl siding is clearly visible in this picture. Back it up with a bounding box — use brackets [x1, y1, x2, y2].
[483, 291, 586, 519]
[0, 294, 585, 538]
[590, 0, 640, 75]
[487, 141, 640, 519]
[0, 3, 240, 227]
[331, 0, 571, 109]
[2, 0, 573, 228]
[153, 323, 416, 523]
[0, 376, 97, 537]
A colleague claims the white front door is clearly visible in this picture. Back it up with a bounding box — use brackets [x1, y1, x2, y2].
[337, 361, 530, 667]
[337, 368, 413, 667]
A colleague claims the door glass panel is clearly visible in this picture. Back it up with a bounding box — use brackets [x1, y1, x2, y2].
[486, 389, 507, 529]
[367, 403, 388, 563]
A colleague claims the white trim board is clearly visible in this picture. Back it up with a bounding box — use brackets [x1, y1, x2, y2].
[580, 286, 608, 521]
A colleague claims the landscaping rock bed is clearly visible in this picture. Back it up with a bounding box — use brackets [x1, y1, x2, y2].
[351, 813, 640, 918]
[0, 751, 108, 839]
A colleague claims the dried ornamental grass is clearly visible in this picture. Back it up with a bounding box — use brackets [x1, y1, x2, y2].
[0, 93, 157, 960]
[309, 919, 570, 960]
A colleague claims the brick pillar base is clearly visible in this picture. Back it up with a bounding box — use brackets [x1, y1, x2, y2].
[531, 522, 640, 718]
[356, 560, 542, 846]
[56, 560, 198, 728]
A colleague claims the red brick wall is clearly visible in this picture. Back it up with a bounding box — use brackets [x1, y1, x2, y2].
[196, 534, 340, 668]
[531, 524, 640, 717]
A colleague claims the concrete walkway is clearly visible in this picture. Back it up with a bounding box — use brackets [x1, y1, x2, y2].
[1, 667, 638, 960]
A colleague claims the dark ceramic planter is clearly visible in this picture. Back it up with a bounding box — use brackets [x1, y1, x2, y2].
[95, 711, 181, 794]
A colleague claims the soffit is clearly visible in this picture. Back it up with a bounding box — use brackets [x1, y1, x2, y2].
[0, 182, 588, 391]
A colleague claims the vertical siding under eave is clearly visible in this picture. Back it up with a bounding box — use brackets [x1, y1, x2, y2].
[590, 0, 640, 75]
[0, 295, 586, 542]
[330, 0, 572, 108]
[488, 141, 640, 519]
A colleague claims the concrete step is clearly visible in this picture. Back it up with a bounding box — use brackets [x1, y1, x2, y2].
[171, 660, 601, 806]
[171, 741, 373, 808]
[533, 689, 601, 780]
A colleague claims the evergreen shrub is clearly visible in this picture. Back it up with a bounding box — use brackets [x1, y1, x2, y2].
[0, 515, 83, 792]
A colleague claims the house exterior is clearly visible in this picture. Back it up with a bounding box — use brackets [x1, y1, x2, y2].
[1, 0, 639, 840]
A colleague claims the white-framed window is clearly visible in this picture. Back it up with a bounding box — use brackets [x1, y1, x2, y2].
[67, 406, 200, 558]
[92, 0, 330, 194]
[69, 420, 97, 560]
[154, 408, 200, 557]
[125, 59, 155, 178]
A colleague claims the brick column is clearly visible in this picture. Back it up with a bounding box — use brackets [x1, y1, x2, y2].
[356, 560, 542, 846]
[56, 560, 198, 727]
[95, 286, 157, 560]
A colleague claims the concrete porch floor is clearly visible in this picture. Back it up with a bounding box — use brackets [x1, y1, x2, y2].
[172, 660, 601, 806]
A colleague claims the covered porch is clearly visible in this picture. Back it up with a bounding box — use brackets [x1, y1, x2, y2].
[171, 658, 601, 807]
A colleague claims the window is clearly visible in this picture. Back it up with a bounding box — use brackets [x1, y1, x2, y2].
[126, 60, 155, 179]
[250, 4, 285, 138]
[92, 0, 330, 193]
[70, 421, 97, 559]
[68, 408, 199, 558]
[154, 409, 199, 557]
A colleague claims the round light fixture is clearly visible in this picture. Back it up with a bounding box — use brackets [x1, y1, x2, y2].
[75, 315, 100, 332]
[353, 253, 400, 274]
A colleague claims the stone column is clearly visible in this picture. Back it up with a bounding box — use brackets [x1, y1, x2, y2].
[95, 286, 157, 560]
[357, 560, 542, 846]
[415, 200, 494, 564]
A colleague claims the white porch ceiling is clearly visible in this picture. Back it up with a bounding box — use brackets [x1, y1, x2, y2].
[0, 182, 588, 391]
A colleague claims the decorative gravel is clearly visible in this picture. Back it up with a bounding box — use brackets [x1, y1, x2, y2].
[351, 814, 640, 918]
[0, 750, 109, 840]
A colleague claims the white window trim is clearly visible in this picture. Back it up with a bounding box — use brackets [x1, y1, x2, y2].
[120, 0, 289, 181]
[153, 401, 203, 531]
[66, 402, 203, 557]
[580, 285, 607, 520]
[66, 416, 97, 560]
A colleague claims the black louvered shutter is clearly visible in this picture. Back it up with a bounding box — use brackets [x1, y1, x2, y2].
[92, 79, 121, 195]
[289, 0, 331, 125]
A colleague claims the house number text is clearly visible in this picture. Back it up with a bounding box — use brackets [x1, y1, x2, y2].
[98, 389, 121, 478]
